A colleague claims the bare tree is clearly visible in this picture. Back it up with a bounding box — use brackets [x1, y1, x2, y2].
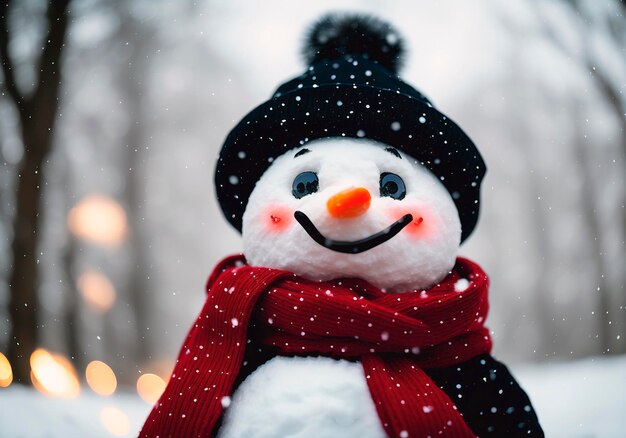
[117, 13, 157, 365]
[0, 0, 72, 383]
[487, 0, 626, 358]
[537, 0, 626, 355]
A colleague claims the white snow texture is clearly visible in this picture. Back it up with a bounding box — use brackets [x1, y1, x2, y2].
[242, 138, 461, 292]
[218, 356, 386, 438]
[2, 354, 625, 437]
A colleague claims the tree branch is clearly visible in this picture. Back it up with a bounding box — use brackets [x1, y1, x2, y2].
[0, 0, 28, 119]
[32, 0, 71, 113]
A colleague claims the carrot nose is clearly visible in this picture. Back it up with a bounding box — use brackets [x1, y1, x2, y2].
[327, 187, 371, 218]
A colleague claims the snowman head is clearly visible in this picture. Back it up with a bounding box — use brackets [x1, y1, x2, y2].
[242, 138, 461, 291]
[215, 13, 486, 290]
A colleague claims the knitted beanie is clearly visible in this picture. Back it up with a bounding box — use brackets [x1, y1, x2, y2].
[215, 13, 486, 242]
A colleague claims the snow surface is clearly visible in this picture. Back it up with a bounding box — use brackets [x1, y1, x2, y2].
[516, 354, 626, 438]
[1, 354, 624, 437]
[0, 387, 148, 438]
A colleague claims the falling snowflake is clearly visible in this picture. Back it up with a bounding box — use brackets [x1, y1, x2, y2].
[454, 279, 470, 292]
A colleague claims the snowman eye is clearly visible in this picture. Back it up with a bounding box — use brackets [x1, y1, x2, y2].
[380, 172, 406, 200]
[292, 172, 319, 199]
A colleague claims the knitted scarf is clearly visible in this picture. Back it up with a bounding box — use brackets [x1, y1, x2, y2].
[140, 255, 492, 438]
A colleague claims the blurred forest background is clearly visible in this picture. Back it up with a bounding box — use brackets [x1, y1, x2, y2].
[0, 0, 624, 391]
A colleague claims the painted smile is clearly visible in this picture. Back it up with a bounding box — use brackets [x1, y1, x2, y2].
[293, 211, 414, 254]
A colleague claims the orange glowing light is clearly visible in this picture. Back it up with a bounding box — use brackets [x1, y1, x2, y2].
[136, 373, 166, 405]
[86, 360, 117, 396]
[67, 195, 128, 246]
[30, 349, 80, 398]
[0, 352, 13, 387]
[77, 270, 116, 313]
[100, 406, 130, 436]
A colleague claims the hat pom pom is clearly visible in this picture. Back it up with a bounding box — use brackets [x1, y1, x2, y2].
[303, 13, 405, 73]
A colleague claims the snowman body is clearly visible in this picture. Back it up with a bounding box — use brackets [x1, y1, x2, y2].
[219, 138, 461, 437]
[218, 356, 384, 438]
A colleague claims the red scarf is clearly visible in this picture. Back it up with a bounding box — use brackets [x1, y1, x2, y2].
[140, 255, 492, 438]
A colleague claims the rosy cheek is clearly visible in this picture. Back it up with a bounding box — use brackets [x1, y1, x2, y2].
[389, 204, 437, 239]
[262, 205, 294, 233]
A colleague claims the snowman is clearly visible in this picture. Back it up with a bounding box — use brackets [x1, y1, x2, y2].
[141, 14, 543, 438]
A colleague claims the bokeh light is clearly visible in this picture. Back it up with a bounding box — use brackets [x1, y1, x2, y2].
[67, 195, 128, 246]
[85, 360, 117, 396]
[30, 349, 80, 398]
[77, 270, 117, 313]
[100, 406, 130, 436]
[136, 373, 167, 405]
[0, 352, 13, 387]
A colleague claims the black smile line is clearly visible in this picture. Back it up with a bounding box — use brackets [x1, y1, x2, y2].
[293, 211, 414, 254]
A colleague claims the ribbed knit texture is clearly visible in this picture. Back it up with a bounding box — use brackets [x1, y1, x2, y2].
[140, 255, 491, 437]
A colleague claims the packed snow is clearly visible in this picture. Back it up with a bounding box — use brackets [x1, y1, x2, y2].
[1, 354, 624, 437]
[242, 139, 461, 292]
[218, 357, 386, 438]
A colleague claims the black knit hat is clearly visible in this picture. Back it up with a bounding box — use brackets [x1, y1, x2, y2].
[215, 13, 486, 242]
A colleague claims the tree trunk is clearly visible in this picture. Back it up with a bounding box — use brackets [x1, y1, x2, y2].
[62, 237, 81, 366]
[2, 0, 71, 384]
[571, 99, 614, 355]
[116, 13, 156, 365]
[7, 129, 45, 383]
